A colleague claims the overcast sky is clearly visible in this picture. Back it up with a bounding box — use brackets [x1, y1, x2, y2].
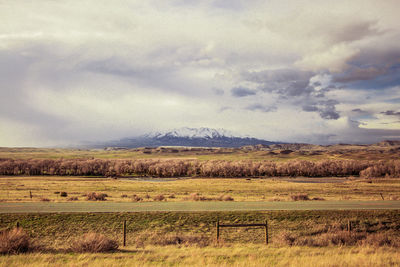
[1, 0, 400, 146]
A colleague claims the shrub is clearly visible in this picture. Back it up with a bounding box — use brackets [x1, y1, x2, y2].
[40, 198, 50, 202]
[217, 195, 234, 201]
[154, 233, 209, 247]
[184, 193, 210, 201]
[70, 233, 118, 253]
[153, 195, 166, 201]
[309, 231, 366, 246]
[274, 230, 368, 247]
[268, 196, 285, 202]
[60, 192, 68, 197]
[131, 195, 143, 202]
[290, 194, 310, 201]
[120, 194, 128, 198]
[361, 233, 394, 247]
[86, 192, 107, 201]
[274, 231, 297, 246]
[168, 194, 176, 199]
[0, 228, 31, 254]
[135, 232, 210, 247]
[67, 197, 78, 201]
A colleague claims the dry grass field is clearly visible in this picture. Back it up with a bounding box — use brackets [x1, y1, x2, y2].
[1, 144, 400, 162]
[1, 176, 399, 202]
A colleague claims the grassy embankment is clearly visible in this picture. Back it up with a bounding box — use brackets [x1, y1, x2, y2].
[1, 210, 399, 248]
[1, 177, 399, 202]
[1, 211, 400, 266]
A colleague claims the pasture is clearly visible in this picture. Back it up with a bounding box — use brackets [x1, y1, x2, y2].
[1, 145, 399, 162]
[1, 176, 400, 202]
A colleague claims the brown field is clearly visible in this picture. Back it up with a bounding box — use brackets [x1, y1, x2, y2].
[1, 142, 400, 162]
[0, 176, 400, 202]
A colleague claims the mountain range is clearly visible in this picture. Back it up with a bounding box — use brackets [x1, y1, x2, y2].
[89, 127, 280, 148]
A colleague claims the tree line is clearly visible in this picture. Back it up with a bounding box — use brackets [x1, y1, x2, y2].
[0, 158, 399, 178]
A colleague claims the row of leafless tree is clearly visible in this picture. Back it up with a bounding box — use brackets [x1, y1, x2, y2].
[0, 158, 399, 178]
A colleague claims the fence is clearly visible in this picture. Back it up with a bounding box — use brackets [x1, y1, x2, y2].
[121, 219, 355, 246]
[10, 218, 375, 247]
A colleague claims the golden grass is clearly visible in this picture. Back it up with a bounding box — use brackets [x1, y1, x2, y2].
[0, 176, 399, 202]
[0, 147, 328, 161]
[0, 245, 399, 266]
[1, 146, 398, 162]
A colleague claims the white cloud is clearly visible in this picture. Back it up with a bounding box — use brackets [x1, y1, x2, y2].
[295, 44, 360, 72]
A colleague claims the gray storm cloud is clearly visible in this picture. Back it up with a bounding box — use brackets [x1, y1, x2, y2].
[231, 87, 257, 97]
[381, 110, 400, 116]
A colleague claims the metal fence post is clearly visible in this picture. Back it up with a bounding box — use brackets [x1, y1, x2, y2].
[123, 220, 127, 246]
[216, 219, 220, 242]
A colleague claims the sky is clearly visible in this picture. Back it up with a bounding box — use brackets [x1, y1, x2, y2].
[1, 0, 400, 146]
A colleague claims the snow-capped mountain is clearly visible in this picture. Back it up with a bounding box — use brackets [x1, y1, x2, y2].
[90, 127, 279, 148]
[145, 127, 236, 139]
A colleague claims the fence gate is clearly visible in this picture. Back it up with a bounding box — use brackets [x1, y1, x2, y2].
[216, 219, 269, 244]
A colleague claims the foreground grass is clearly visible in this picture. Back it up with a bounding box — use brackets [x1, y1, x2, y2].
[1, 245, 399, 267]
[1, 176, 399, 202]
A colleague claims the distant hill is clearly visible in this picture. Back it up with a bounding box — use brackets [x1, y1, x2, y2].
[376, 140, 400, 147]
[89, 127, 280, 148]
